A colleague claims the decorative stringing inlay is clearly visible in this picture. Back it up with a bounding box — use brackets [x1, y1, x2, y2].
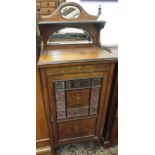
[46, 64, 110, 75]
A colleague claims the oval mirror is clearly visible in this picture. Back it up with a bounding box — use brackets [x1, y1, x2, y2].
[61, 6, 80, 19]
[47, 27, 93, 46]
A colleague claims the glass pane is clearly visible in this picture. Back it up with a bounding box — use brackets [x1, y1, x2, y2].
[92, 78, 102, 87]
[55, 81, 65, 91]
[55, 91, 65, 111]
[90, 87, 101, 106]
[57, 111, 66, 119]
[90, 106, 98, 115]
[66, 79, 90, 90]
[47, 28, 93, 45]
[55, 81, 66, 119]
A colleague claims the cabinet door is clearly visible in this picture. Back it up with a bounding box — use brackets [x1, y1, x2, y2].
[47, 72, 109, 144]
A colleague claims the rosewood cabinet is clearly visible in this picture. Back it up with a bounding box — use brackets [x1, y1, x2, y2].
[37, 2, 117, 154]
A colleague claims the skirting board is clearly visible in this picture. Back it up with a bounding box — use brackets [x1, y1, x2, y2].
[36, 138, 50, 148]
[36, 138, 52, 155]
[36, 146, 52, 155]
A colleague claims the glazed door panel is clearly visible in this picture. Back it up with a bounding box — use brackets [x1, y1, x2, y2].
[47, 72, 109, 143]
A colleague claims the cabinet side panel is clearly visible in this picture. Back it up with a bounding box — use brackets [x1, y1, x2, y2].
[96, 63, 115, 139]
[36, 67, 49, 146]
[103, 62, 118, 146]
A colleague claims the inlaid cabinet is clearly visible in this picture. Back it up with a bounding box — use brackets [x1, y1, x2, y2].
[37, 2, 117, 154]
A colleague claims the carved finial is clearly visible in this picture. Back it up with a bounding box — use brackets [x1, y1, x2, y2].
[98, 5, 101, 17]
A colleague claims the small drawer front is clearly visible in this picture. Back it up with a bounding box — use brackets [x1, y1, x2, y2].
[40, 2, 55, 7]
[58, 118, 96, 140]
[40, 8, 55, 15]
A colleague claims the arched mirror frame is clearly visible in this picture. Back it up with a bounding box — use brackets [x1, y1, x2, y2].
[41, 24, 100, 50]
[47, 27, 93, 46]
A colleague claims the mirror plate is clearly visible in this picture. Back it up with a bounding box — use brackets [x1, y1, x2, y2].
[61, 6, 80, 19]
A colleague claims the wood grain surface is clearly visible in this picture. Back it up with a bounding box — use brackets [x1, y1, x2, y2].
[38, 45, 117, 65]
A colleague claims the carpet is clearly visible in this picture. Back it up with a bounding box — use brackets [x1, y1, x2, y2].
[55, 142, 118, 155]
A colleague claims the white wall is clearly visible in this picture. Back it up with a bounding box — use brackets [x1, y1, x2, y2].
[66, 0, 118, 46]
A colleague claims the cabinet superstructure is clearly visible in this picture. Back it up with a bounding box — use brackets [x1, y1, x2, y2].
[37, 2, 117, 154]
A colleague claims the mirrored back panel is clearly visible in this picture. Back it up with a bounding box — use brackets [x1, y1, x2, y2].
[47, 27, 93, 46]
